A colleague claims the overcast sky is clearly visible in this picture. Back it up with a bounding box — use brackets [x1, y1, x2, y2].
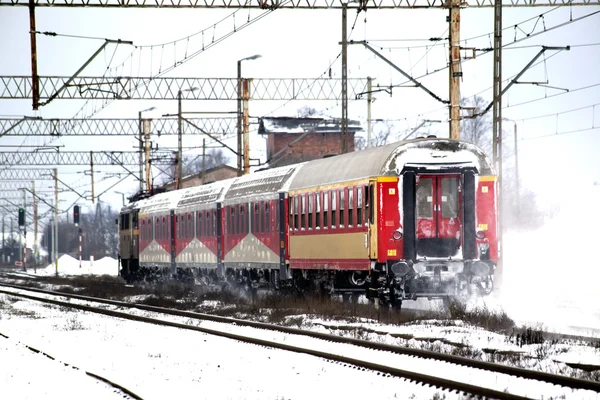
[0, 4, 599, 225]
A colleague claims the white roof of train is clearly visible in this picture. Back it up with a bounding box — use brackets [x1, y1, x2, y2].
[122, 138, 493, 214]
[288, 138, 494, 191]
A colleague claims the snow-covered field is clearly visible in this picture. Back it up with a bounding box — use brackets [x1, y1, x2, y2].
[1, 289, 599, 400]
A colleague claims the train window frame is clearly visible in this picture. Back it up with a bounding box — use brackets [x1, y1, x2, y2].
[253, 202, 258, 233]
[293, 196, 299, 231]
[186, 213, 191, 239]
[212, 210, 217, 236]
[307, 193, 313, 230]
[331, 190, 337, 228]
[357, 186, 363, 226]
[198, 211, 204, 238]
[300, 194, 306, 230]
[315, 191, 321, 229]
[323, 191, 329, 228]
[339, 188, 345, 228]
[348, 187, 354, 227]
[265, 202, 271, 233]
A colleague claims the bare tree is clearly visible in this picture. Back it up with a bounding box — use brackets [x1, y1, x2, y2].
[460, 95, 492, 154]
[355, 121, 394, 150]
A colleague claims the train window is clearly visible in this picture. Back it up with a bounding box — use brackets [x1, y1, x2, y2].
[132, 213, 138, 229]
[316, 192, 321, 228]
[348, 188, 354, 227]
[239, 205, 244, 235]
[156, 217, 160, 239]
[300, 194, 306, 230]
[417, 178, 433, 218]
[323, 191, 329, 228]
[331, 190, 337, 228]
[259, 203, 263, 233]
[357, 186, 363, 226]
[339, 189, 345, 227]
[265, 203, 270, 233]
[368, 184, 375, 223]
[187, 213, 192, 238]
[204, 210, 209, 238]
[308, 193, 313, 229]
[293, 196, 299, 231]
[255, 203, 259, 233]
[168, 216, 171, 239]
[199, 211, 204, 237]
[212, 210, 217, 236]
[441, 177, 459, 218]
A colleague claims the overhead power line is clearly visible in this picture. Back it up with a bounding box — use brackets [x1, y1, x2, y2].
[0, 0, 598, 8]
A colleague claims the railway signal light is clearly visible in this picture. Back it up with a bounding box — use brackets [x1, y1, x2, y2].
[18, 208, 25, 227]
[74, 205, 80, 226]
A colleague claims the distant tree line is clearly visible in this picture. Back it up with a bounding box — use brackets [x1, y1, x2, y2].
[40, 202, 119, 262]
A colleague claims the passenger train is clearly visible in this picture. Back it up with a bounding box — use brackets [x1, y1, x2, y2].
[118, 138, 498, 307]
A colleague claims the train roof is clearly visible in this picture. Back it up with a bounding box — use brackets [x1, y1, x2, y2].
[289, 138, 494, 191]
[223, 163, 303, 202]
[121, 138, 494, 214]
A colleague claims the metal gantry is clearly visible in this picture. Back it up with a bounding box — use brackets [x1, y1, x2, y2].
[0, 151, 174, 166]
[0, 76, 370, 101]
[0, 0, 597, 7]
[0, 117, 237, 136]
[0, 168, 55, 180]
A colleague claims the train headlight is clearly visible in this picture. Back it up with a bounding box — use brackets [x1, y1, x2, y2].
[475, 230, 486, 240]
[391, 261, 412, 277]
[471, 261, 490, 276]
[392, 230, 403, 240]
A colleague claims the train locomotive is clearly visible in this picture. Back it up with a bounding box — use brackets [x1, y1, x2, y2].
[118, 138, 498, 307]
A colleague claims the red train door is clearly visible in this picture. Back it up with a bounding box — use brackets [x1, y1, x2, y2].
[415, 174, 462, 258]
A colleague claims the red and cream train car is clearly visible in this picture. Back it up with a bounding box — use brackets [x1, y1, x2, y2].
[118, 138, 497, 305]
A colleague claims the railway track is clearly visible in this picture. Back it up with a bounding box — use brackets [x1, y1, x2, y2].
[0, 330, 143, 399]
[1, 282, 599, 399]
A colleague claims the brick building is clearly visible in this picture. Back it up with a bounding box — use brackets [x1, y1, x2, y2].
[160, 165, 239, 191]
[258, 117, 363, 168]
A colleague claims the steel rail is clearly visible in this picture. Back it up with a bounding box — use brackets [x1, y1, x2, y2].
[0, 330, 143, 400]
[0, 285, 531, 400]
[1, 282, 599, 393]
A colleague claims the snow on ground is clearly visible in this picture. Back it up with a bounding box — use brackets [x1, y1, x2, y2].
[28, 255, 120, 277]
[0, 293, 456, 400]
[0, 287, 599, 399]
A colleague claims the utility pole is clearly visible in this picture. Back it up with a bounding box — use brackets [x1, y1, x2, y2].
[367, 76, 372, 148]
[492, 0, 503, 290]
[28, 0, 39, 110]
[22, 188, 26, 271]
[341, 2, 349, 153]
[33, 181, 38, 272]
[448, 0, 461, 140]
[144, 119, 152, 193]
[201, 138, 206, 183]
[513, 122, 519, 221]
[10, 217, 13, 263]
[54, 168, 58, 276]
[177, 89, 183, 189]
[2, 216, 4, 264]
[90, 151, 95, 203]
[242, 78, 251, 175]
